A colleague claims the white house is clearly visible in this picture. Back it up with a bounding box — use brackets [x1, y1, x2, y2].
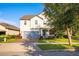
[20, 12, 53, 39]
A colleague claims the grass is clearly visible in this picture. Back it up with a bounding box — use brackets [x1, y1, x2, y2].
[0, 35, 23, 43]
[38, 44, 79, 50]
[38, 38, 79, 43]
[0, 38, 18, 43]
[38, 38, 79, 50]
[6, 39, 17, 43]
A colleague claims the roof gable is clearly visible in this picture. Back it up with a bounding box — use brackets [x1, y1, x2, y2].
[20, 12, 45, 20]
[0, 23, 19, 31]
[20, 15, 35, 20]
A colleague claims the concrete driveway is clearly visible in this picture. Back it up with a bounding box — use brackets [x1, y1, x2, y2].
[0, 43, 28, 56]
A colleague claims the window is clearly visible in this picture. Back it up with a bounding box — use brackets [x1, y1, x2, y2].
[35, 20, 38, 25]
[24, 20, 27, 25]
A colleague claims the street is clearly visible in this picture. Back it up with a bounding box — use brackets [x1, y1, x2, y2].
[29, 51, 79, 56]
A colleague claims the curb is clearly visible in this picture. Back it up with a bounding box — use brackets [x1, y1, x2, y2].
[39, 48, 79, 52]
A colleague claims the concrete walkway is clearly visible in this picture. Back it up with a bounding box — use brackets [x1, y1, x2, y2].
[0, 43, 28, 56]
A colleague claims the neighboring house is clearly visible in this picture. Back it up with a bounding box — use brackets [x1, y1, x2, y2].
[20, 12, 53, 39]
[0, 22, 20, 35]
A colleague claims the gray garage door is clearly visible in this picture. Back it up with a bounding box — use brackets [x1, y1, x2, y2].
[30, 31, 40, 39]
[24, 31, 40, 39]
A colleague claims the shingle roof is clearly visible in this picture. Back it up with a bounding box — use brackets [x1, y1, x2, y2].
[20, 15, 35, 20]
[0, 22, 20, 31]
[20, 15, 44, 20]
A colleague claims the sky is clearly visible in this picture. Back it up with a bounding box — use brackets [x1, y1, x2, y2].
[0, 3, 45, 27]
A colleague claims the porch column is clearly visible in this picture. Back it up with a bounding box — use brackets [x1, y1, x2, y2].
[47, 29, 50, 36]
[40, 29, 43, 36]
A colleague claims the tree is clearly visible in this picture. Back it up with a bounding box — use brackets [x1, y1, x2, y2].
[44, 3, 79, 46]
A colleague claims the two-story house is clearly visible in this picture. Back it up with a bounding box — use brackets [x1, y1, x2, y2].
[20, 12, 52, 39]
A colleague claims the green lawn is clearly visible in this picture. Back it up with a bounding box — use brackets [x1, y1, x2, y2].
[38, 38, 79, 43]
[38, 44, 79, 50]
[0, 35, 20, 43]
[6, 39, 17, 43]
[0, 38, 18, 43]
[38, 38, 79, 50]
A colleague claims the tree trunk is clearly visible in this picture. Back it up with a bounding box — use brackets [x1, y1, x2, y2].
[66, 27, 72, 46]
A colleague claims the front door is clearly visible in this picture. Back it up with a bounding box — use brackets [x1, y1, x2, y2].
[42, 29, 48, 38]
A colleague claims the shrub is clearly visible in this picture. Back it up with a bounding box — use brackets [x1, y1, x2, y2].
[6, 35, 17, 39]
[72, 35, 79, 40]
[55, 31, 65, 38]
[72, 33, 79, 40]
[63, 35, 68, 38]
[0, 35, 6, 42]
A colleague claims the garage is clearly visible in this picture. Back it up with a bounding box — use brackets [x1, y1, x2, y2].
[23, 31, 40, 39]
[0, 31, 6, 35]
[30, 31, 40, 39]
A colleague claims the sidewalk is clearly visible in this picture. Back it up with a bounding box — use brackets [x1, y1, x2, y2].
[34, 42, 79, 44]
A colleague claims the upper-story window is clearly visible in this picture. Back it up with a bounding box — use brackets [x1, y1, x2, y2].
[24, 20, 27, 25]
[35, 20, 38, 25]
